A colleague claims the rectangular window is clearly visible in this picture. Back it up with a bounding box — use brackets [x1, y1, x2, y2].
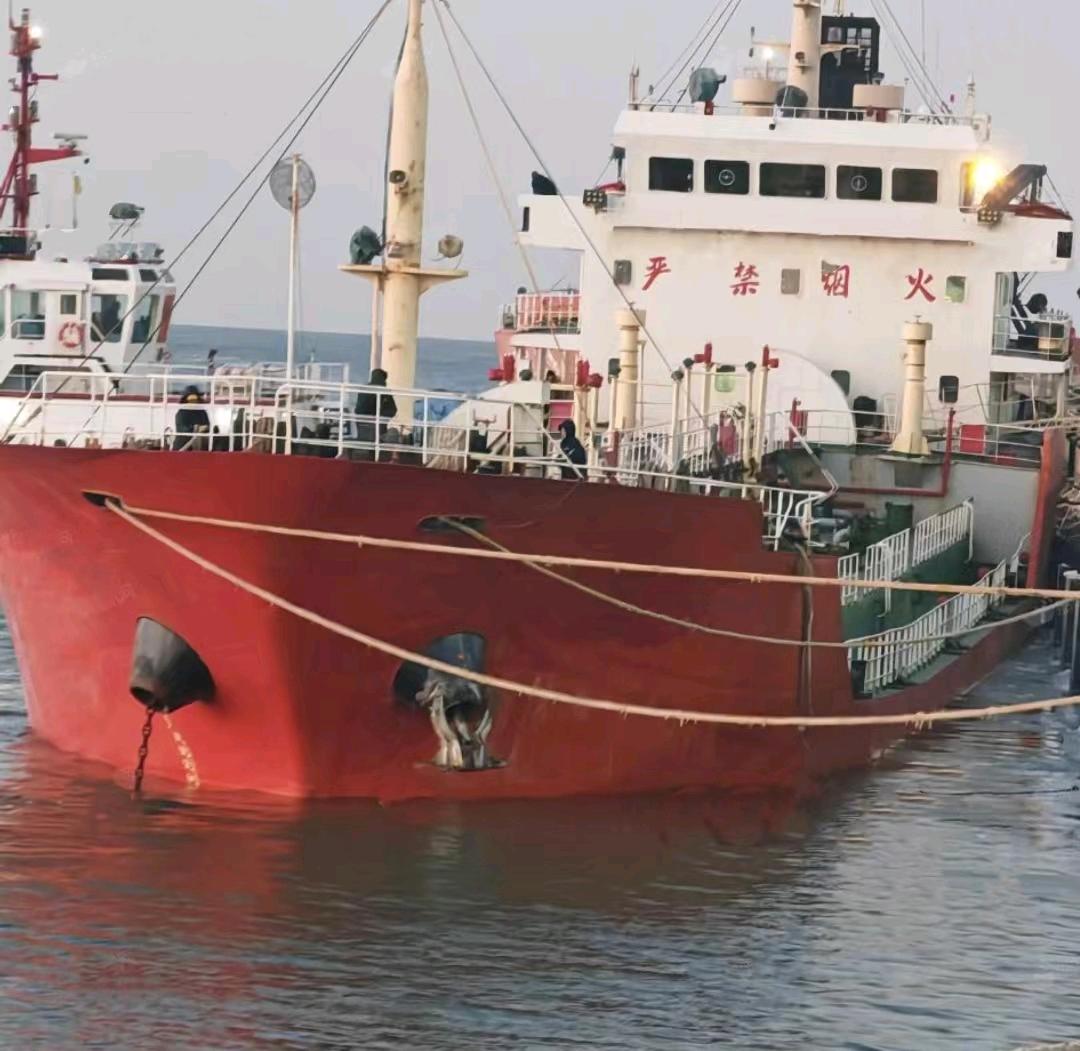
[760, 163, 826, 199]
[91, 267, 130, 281]
[892, 168, 939, 203]
[521, 207, 530, 233]
[704, 160, 750, 196]
[11, 290, 44, 340]
[1058, 231, 1074, 260]
[945, 276, 967, 304]
[649, 157, 694, 193]
[781, 268, 801, 295]
[91, 293, 129, 344]
[60, 294, 79, 316]
[938, 376, 960, 404]
[837, 165, 883, 201]
[131, 295, 161, 345]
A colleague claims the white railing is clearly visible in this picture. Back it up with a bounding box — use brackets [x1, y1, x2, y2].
[839, 552, 863, 606]
[913, 502, 974, 567]
[638, 102, 987, 131]
[848, 559, 1009, 695]
[991, 310, 1072, 362]
[2, 369, 825, 549]
[504, 292, 581, 334]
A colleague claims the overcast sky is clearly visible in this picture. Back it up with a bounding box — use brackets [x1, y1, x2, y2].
[25, 0, 1079, 341]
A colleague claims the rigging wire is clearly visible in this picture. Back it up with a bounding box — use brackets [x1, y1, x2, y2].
[121, 0, 395, 376]
[646, 0, 734, 105]
[44, 0, 394, 446]
[436, 0, 704, 418]
[431, 0, 573, 383]
[870, 0, 951, 116]
[667, 0, 745, 111]
[67, 0, 394, 378]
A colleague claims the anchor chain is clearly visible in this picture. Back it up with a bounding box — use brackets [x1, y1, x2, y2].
[132, 709, 156, 793]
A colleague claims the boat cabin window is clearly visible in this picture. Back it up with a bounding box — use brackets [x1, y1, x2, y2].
[60, 294, 79, 316]
[139, 269, 159, 283]
[945, 276, 967, 304]
[760, 163, 827, 199]
[91, 293, 129, 343]
[892, 168, 939, 204]
[837, 165, 883, 201]
[781, 268, 801, 294]
[649, 157, 694, 193]
[11, 290, 44, 340]
[131, 295, 160, 344]
[704, 160, 750, 195]
[0, 365, 46, 392]
[91, 267, 129, 281]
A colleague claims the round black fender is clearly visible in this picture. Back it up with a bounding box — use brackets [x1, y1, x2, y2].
[129, 618, 215, 713]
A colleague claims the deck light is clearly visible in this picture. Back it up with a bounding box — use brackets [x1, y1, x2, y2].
[972, 157, 1004, 202]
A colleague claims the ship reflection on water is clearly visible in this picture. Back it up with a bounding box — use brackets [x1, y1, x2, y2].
[0, 634, 1078, 1050]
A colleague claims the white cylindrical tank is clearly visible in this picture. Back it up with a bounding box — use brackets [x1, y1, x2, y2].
[614, 308, 645, 431]
[852, 84, 905, 112]
[732, 77, 783, 115]
[892, 321, 933, 457]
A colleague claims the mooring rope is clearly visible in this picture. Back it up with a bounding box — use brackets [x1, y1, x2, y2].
[115, 500, 1080, 603]
[438, 517, 1064, 651]
[105, 499, 1080, 730]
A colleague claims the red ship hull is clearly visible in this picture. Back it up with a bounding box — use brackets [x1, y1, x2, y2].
[0, 445, 1057, 801]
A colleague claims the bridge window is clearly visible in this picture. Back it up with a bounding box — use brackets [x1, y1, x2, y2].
[60, 294, 79, 316]
[837, 165, 883, 201]
[11, 290, 44, 340]
[705, 160, 750, 195]
[649, 157, 694, 193]
[91, 293, 129, 344]
[760, 163, 827, 199]
[91, 267, 130, 281]
[892, 168, 939, 203]
[131, 296, 161, 345]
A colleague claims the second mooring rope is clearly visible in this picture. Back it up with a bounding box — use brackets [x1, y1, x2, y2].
[106, 499, 1080, 731]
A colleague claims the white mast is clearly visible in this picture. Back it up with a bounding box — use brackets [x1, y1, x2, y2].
[342, 0, 465, 419]
[786, 0, 823, 110]
[382, 0, 428, 395]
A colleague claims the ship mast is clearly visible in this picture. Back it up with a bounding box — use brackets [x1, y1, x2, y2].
[785, 0, 823, 110]
[342, 0, 465, 412]
[0, 7, 80, 252]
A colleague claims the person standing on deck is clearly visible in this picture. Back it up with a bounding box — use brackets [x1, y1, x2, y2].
[558, 419, 587, 480]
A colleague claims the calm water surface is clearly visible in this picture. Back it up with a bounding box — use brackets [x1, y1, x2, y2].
[0, 626, 1078, 1050]
[1, 329, 1079, 1048]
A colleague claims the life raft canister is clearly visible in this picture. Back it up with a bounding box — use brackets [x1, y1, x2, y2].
[58, 320, 84, 349]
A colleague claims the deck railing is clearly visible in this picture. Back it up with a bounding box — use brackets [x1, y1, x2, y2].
[840, 503, 975, 608]
[848, 558, 1009, 695]
[1, 369, 824, 549]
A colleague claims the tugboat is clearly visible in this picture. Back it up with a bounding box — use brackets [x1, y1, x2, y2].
[0, 0, 1072, 800]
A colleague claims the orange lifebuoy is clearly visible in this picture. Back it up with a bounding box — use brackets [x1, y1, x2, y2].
[59, 321, 84, 350]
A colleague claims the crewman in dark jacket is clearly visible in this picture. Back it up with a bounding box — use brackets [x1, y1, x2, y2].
[355, 368, 397, 456]
[558, 419, 587, 480]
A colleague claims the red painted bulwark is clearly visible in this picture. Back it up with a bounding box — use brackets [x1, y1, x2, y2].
[0, 447, 1036, 800]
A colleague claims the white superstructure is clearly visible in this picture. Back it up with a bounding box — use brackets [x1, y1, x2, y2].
[505, 1, 1075, 434]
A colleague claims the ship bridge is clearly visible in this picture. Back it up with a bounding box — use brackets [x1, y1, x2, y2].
[509, 3, 1075, 436]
